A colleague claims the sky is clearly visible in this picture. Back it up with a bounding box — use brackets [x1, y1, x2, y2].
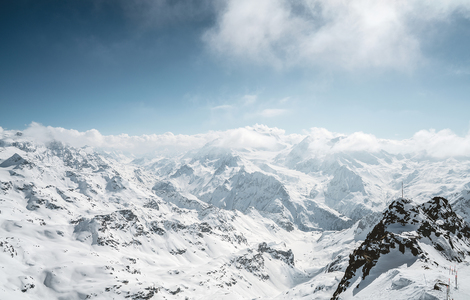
[1, 0, 470, 139]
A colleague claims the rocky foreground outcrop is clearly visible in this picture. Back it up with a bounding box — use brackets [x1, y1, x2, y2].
[332, 197, 470, 299]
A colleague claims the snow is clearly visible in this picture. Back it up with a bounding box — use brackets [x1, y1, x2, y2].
[1, 129, 470, 299]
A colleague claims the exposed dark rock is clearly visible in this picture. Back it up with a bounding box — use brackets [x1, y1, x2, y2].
[72, 209, 146, 249]
[198, 222, 212, 233]
[169, 287, 181, 295]
[124, 286, 159, 300]
[232, 252, 269, 281]
[149, 221, 165, 235]
[258, 242, 295, 267]
[332, 197, 470, 300]
[1, 240, 17, 257]
[143, 199, 159, 210]
[163, 220, 187, 232]
[170, 249, 186, 255]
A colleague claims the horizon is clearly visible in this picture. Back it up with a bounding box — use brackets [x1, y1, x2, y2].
[2, 122, 470, 158]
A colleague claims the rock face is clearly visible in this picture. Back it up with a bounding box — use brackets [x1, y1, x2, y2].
[0, 153, 32, 169]
[325, 165, 368, 221]
[72, 209, 146, 248]
[332, 197, 470, 300]
[204, 169, 295, 230]
[325, 166, 366, 206]
[258, 242, 295, 267]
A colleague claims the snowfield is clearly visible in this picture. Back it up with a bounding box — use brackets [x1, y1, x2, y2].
[0, 126, 470, 299]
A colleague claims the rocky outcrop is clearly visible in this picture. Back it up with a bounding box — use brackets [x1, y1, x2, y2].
[332, 197, 470, 299]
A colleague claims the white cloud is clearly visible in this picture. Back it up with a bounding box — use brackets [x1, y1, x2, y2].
[313, 127, 470, 158]
[210, 125, 287, 150]
[300, 126, 470, 158]
[204, 0, 470, 70]
[3, 123, 294, 155]
[333, 132, 382, 153]
[15, 122, 213, 155]
[3, 123, 470, 158]
[396, 129, 470, 158]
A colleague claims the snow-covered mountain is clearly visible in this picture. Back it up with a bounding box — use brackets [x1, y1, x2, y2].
[1, 126, 470, 299]
[332, 197, 470, 299]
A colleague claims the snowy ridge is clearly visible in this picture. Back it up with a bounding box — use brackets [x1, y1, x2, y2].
[332, 197, 470, 300]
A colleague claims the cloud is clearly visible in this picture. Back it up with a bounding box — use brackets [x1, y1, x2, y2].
[2, 123, 295, 155]
[333, 132, 382, 153]
[210, 124, 287, 150]
[3, 123, 470, 158]
[14, 122, 213, 156]
[397, 129, 470, 158]
[203, 0, 470, 70]
[304, 127, 470, 158]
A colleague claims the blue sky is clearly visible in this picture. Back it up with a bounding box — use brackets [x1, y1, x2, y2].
[1, 0, 470, 139]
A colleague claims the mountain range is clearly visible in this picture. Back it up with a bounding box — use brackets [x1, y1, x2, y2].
[1, 126, 470, 299]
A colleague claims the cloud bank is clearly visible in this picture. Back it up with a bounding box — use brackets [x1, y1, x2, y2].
[0, 123, 296, 156]
[1, 123, 470, 159]
[203, 0, 470, 70]
[304, 127, 470, 158]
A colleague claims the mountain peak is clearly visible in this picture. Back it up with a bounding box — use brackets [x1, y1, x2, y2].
[0, 153, 31, 169]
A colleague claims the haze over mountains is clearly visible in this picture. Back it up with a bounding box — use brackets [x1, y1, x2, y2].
[1, 124, 470, 299]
